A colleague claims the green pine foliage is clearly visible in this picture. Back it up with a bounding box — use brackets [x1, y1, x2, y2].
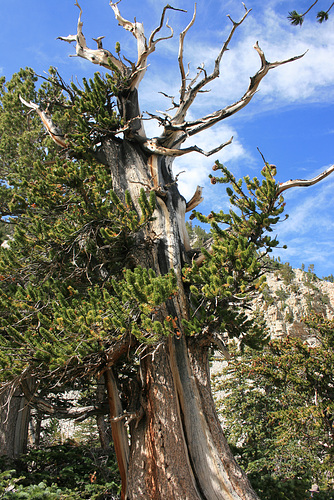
[0, 69, 176, 385]
[213, 314, 334, 498]
[183, 162, 285, 348]
[0, 66, 293, 442]
[0, 443, 120, 499]
[68, 72, 123, 154]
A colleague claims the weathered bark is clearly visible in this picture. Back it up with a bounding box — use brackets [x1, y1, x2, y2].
[105, 368, 130, 500]
[96, 125, 259, 498]
[96, 375, 110, 450]
[0, 387, 30, 458]
[128, 343, 203, 499]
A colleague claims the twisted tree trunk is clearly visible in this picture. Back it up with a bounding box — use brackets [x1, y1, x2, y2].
[97, 126, 258, 498]
[0, 387, 30, 458]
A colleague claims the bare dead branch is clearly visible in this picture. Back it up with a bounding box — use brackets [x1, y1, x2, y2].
[93, 36, 105, 49]
[167, 43, 306, 147]
[170, 4, 251, 130]
[58, 1, 126, 73]
[178, 4, 197, 102]
[109, 410, 139, 424]
[143, 136, 233, 157]
[110, 1, 146, 64]
[148, 5, 186, 48]
[19, 95, 67, 148]
[159, 92, 180, 111]
[277, 164, 334, 194]
[186, 186, 204, 212]
[110, 2, 186, 90]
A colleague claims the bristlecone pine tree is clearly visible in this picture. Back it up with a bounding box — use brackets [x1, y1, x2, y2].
[1, 2, 334, 499]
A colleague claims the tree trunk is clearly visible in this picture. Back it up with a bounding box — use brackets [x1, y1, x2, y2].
[0, 387, 30, 458]
[97, 133, 259, 499]
[96, 375, 110, 450]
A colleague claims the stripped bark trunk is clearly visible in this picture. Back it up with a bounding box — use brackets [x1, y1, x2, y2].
[0, 387, 30, 458]
[96, 375, 110, 450]
[104, 368, 130, 500]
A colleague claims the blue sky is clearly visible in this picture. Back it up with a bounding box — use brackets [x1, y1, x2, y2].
[1, 0, 333, 277]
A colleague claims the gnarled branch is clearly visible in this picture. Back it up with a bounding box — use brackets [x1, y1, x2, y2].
[142, 136, 233, 157]
[278, 164, 334, 194]
[178, 4, 197, 102]
[110, 1, 186, 90]
[19, 379, 108, 421]
[58, 1, 126, 73]
[19, 95, 67, 148]
[170, 3, 251, 133]
[186, 186, 204, 212]
[165, 43, 306, 148]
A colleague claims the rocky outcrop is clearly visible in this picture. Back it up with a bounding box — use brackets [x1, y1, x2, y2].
[253, 267, 334, 341]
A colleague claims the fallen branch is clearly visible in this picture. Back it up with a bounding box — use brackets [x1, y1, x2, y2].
[19, 379, 108, 421]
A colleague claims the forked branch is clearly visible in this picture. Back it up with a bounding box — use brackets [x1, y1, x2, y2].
[278, 164, 334, 194]
[173, 3, 251, 127]
[178, 4, 197, 102]
[166, 42, 306, 147]
[110, 1, 186, 90]
[58, 1, 126, 73]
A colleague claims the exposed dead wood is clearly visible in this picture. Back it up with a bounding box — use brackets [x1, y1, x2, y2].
[58, 1, 126, 73]
[104, 367, 130, 500]
[110, 2, 186, 90]
[172, 3, 250, 130]
[164, 42, 306, 148]
[19, 95, 67, 148]
[169, 335, 259, 499]
[186, 185, 204, 212]
[142, 136, 233, 157]
[278, 164, 334, 194]
[178, 4, 197, 102]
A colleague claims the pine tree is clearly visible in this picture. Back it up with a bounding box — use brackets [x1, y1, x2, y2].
[213, 315, 334, 498]
[0, 3, 333, 498]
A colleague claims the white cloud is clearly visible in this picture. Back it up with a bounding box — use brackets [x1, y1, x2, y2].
[155, 7, 334, 109]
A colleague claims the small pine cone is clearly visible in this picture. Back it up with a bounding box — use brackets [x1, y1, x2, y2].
[212, 164, 219, 171]
[189, 213, 196, 220]
[210, 177, 217, 185]
[207, 213, 214, 220]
